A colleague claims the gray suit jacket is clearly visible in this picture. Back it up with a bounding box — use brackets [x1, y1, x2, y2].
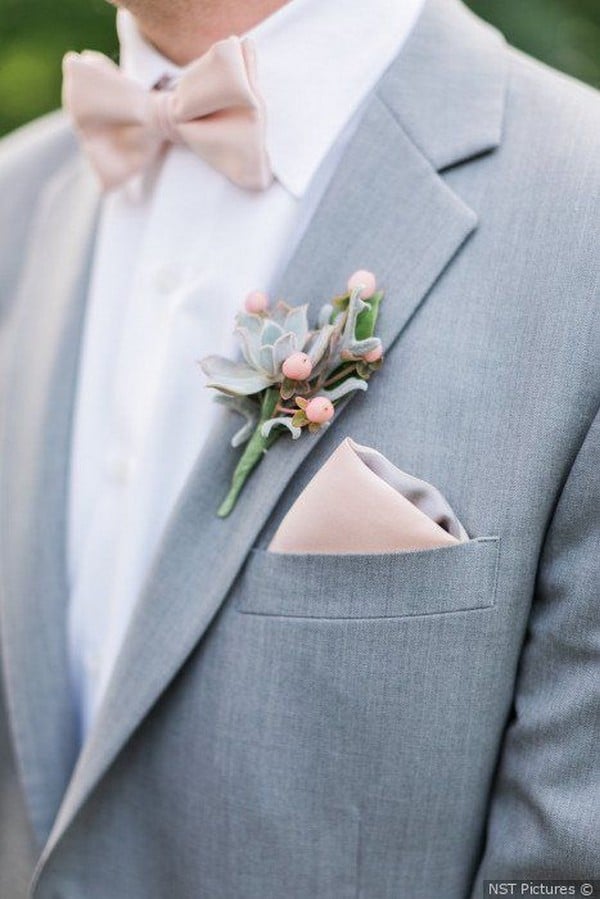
[1, 1, 599, 896]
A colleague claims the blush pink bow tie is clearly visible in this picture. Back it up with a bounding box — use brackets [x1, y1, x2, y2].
[62, 38, 273, 191]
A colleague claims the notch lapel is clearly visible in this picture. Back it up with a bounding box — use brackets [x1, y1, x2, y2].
[40, 0, 508, 862]
[0, 159, 100, 843]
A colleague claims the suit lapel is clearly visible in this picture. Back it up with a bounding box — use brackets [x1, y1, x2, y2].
[40, 0, 507, 860]
[0, 159, 100, 843]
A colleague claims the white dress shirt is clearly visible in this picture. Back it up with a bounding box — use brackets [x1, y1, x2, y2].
[68, 0, 425, 740]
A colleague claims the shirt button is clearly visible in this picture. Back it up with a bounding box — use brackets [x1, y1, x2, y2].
[106, 451, 136, 483]
[154, 264, 181, 294]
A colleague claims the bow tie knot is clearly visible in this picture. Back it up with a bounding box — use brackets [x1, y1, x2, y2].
[62, 38, 273, 191]
[148, 90, 181, 145]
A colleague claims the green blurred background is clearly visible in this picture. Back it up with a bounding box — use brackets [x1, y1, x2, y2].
[0, 0, 599, 137]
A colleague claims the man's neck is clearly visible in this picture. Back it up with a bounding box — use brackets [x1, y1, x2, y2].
[115, 0, 291, 66]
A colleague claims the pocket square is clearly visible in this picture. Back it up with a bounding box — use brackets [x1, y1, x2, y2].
[269, 438, 468, 554]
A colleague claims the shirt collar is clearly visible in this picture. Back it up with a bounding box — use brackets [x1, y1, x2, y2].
[118, 9, 182, 87]
[117, 0, 426, 198]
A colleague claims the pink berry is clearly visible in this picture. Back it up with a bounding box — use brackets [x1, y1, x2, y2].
[282, 352, 313, 381]
[347, 270, 376, 299]
[364, 344, 383, 363]
[304, 397, 334, 424]
[244, 290, 269, 314]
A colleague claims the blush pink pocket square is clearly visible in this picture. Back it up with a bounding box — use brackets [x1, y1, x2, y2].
[269, 438, 468, 554]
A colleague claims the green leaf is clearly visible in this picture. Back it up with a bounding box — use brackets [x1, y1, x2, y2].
[292, 410, 307, 427]
[355, 291, 383, 341]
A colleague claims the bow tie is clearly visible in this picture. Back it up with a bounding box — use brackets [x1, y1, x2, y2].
[62, 38, 273, 192]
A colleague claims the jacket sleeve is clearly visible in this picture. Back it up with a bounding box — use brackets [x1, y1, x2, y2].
[470, 404, 600, 891]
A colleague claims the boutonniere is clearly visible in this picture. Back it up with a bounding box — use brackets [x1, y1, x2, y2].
[200, 271, 384, 516]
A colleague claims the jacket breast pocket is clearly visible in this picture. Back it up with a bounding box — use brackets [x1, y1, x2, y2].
[236, 537, 500, 620]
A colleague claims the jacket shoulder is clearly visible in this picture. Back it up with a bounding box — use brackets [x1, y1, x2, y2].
[493, 49, 600, 366]
[504, 47, 600, 173]
[0, 112, 78, 321]
[495, 47, 600, 276]
[0, 110, 77, 187]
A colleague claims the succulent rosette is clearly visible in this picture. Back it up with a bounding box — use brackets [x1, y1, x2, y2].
[199, 271, 384, 516]
[202, 302, 325, 397]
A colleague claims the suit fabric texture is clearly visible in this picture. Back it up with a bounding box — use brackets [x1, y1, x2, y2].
[0, 0, 599, 896]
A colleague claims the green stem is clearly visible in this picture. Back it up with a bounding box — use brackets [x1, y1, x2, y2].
[217, 388, 279, 517]
[322, 363, 357, 387]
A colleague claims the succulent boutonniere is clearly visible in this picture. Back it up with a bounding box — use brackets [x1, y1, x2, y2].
[200, 271, 384, 517]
